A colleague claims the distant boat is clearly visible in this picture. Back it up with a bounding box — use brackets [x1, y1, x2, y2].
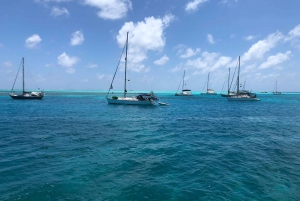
[10, 58, 44, 100]
[201, 72, 217, 95]
[228, 56, 260, 101]
[106, 32, 158, 105]
[261, 91, 267, 93]
[175, 70, 192, 96]
[273, 81, 281, 95]
[220, 68, 236, 97]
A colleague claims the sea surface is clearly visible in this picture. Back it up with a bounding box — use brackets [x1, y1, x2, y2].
[1, 90, 300, 201]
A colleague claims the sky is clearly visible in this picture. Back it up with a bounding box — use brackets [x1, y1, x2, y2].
[1, 0, 300, 92]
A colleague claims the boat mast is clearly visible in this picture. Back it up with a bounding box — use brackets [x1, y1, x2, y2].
[207, 72, 210, 91]
[124, 32, 129, 98]
[22, 57, 25, 94]
[237, 56, 240, 94]
[228, 68, 230, 95]
[182, 70, 185, 92]
[275, 80, 277, 93]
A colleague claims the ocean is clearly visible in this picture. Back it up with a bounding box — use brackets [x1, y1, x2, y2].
[1, 90, 300, 200]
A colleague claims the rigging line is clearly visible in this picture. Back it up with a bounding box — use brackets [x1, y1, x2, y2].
[229, 58, 239, 91]
[176, 73, 183, 93]
[106, 42, 127, 98]
[26, 61, 40, 90]
[221, 74, 228, 92]
[11, 59, 23, 92]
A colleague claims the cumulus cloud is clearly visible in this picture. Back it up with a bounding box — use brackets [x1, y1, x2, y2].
[25, 34, 42, 48]
[116, 14, 174, 72]
[70, 30, 85, 46]
[243, 31, 283, 62]
[51, 7, 69, 17]
[86, 63, 98, 68]
[57, 52, 80, 74]
[185, 0, 208, 12]
[154, 55, 169, 65]
[185, 51, 232, 73]
[259, 51, 291, 69]
[177, 46, 201, 58]
[83, 0, 132, 20]
[207, 34, 215, 44]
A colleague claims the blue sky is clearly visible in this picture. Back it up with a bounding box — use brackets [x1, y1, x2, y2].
[1, 0, 300, 92]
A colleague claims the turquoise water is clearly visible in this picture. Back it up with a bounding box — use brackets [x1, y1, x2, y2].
[1, 90, 300, 200]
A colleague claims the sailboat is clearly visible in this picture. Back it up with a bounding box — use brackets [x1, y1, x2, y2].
[175, 70, 192, 96]
[106, 32, 158, 105]
[227, 56, 260, 101]
[201, 72, 217, 95]
[220, 68, 236, 97]
[273, 81, 281, 95]
[10, 58, 44, 99]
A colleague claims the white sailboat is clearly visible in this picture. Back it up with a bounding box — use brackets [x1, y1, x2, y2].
[106, 32, 158, 105]
[175, 70, 192, 96]
[228, 56, 260, 101]
[201, 72, 217, 95]
[10, 58, 44, 100]
[273, 81, 281, 95]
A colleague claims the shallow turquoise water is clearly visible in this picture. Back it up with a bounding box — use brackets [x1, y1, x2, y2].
[0, 91, 300, 200]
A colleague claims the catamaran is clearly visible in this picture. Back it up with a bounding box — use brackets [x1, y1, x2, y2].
[10, 58, 44, 100]
[106, 32, 158, 105]
[175, 70, 192, 96]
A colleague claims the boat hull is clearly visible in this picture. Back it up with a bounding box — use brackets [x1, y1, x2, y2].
[175, 93, 193, 96]
[10, 94, 44, 99]
[107, 97, 154, 105]
[201, 93, 217, 95]
[227, 97, 260, 101]
[220, 93, 236, 97]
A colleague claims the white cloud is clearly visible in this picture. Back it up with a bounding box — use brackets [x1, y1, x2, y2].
[207, 34, 215, 44]
[25, 34, 42, 48]
[4, 61, 12, 67]
[51, 7, 69, 17]
[70, 30, 85, 46]
[154, 55, 169, 65]
[0, 43, 3, 48]
[179, 48, 201, 58]
[86, 63, 98, 68]
[243, 31, 283, 62]
[185, 0, 208, 12]
[244, 35, 256, 41]
[185, 51, 232, 73]
[83, 0, 132, 20]
[286, 24, 300, 40]
[81, 79, 89, 82]
[116, 14, 174, 71]
[259, 51, 291, 69]
[58, 52, 80, 74]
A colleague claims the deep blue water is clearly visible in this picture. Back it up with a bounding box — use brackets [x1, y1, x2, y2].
[1, 90, 300, 200]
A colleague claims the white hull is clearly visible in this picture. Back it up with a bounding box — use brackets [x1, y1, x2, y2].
[107, 97, 154, 105]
